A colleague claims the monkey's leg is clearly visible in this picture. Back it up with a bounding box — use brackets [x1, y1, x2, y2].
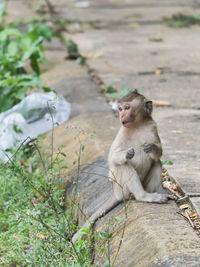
[144, 161, 175, 198]
[125, 165, 168, 203]
[72, 194, 121, 243]
[143, 161, 163, 193]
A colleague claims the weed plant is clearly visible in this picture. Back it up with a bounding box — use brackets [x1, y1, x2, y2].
[164, 13, 200, 27]
[0, 3, 52, 113]
[0, 140, 92, 266]
[0, 3, 125, 265]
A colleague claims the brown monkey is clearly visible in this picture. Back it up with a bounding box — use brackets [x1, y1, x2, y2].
[72, 90, 170, 243]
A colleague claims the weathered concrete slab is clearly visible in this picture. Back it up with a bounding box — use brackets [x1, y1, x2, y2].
[6, 0, 37, 22]
[191, 197, 200, 217]
[101, 73, 200, 109]
[66, 156, 112, 225]
[42, 57, 111, 118]
[41, 59, 86, 85]
[68, 24, 200, 85]
[6, 1, 200, 266]
[154, 108, 200, 196]
[62, 0, 200, 209]
[62, 1, 200, 109]
[60, 0, 200, 25]
[95, 202, 200, 267]
[51, 76, 110, 118]
[43, 112, 118, 177]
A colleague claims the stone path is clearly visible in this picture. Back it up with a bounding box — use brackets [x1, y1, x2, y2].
[5, 0, 200, 265]
[63, 0, 200, 213]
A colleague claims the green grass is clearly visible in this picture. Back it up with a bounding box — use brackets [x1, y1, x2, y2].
[164, 13, 200, 27]
[0, 142, 92, 266]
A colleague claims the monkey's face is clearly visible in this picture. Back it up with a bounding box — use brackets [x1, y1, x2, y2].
[118, 102, 136, 128]
[118, 97, 152, 128]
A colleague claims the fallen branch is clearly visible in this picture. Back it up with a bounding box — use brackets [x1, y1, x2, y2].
[185, 210, 195, 229]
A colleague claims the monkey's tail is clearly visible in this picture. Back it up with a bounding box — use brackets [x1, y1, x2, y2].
[72, 194, 119, 243]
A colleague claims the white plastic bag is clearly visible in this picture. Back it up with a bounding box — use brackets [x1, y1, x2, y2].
[0, 92, 71, 161]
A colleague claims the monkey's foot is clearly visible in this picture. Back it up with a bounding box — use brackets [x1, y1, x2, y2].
[141, 192, 169, 203]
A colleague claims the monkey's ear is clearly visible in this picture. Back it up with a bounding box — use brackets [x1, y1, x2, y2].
[144, 99, 153, 115]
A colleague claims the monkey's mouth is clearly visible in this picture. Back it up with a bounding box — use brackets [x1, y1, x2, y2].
[122, 120, 133, 127]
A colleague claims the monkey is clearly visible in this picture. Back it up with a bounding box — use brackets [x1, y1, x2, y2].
[72, 90, 171, 243]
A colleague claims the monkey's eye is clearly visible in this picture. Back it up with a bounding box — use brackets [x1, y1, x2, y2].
[118, 106, 123, 112]
[125, 105, 130, 110]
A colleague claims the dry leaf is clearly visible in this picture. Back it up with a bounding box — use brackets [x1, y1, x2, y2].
[149, 36, 163, 42]
[129, 22, 140, 28]
[179, 204, 189, 210]
[82, 51, 103, 59]
[189, 211, 197, 218]
[37, 233, 47, 239]
[31, 197, 38, 204]
[155, 69, 161, 75]
[20, 160, 27, 166]
[171, 130, 183, 134]
[153, 100, 171, 107]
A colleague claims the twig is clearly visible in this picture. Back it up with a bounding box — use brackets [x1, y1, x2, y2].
[176, 211, 187, 219]
[44, 0, 55, 15]
[184, 210, 195, 229]
[176, 196, 188, 202]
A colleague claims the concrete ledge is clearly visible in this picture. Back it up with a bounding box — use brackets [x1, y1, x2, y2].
[44, 112, 200, 267]
[95, 202, 200, 266]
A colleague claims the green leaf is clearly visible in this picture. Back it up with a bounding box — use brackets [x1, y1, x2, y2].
[36, 25, 53, 41]
[120, 88, 133, 96]
[0, 3, 6, 17]
[20, 35, 32, 50]
[76, 56, 85, 65]
[105, 92, 120, 98]
[106, 88, 133, 98]
[42, 86, 51, 92]
[105, 260, 110, 267]
[101, 86, 117, 94]
[114, 216, 122, 222]
[66, 39, 79, 56]
[2, 28, 21, 37]
[81, 228, 89, 233]
[14, 88, 27, 100]
[27, 24, 53, 41]
[162, 160, 173, 165]
[61, 165, 68, 169]
[30, 51, 40, 74]
[7, 41, 18, 56]
[13, 124, 23, 134]
[99, 230, 112, 239]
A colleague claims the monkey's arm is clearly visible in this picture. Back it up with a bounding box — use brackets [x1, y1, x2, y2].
[143, 142, 162, 161]
[143, 124, 162, 161]
[110, 148, 135, 165]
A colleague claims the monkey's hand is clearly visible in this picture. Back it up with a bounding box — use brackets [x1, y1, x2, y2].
[143, 143, 153, 154]
[126, 148, 135, 159]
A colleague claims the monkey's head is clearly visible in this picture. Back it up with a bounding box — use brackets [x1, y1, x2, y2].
[118, 90, 153, 128]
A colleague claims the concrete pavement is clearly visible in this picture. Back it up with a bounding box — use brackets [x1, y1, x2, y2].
[5, 0, 200, 265]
